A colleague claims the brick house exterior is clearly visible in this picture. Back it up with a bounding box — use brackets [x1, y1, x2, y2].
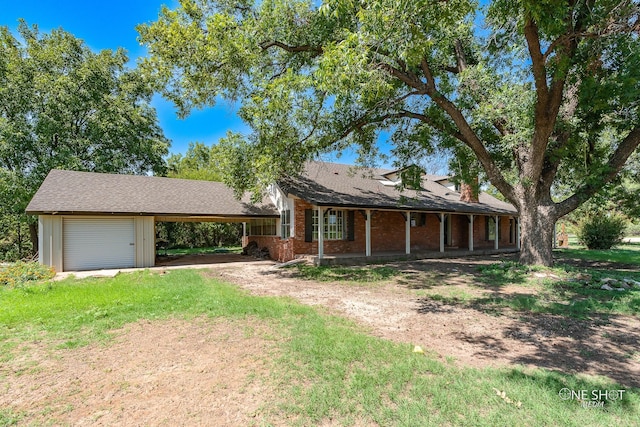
[27, 162, 519, 271]
[243, 162, 519, 262]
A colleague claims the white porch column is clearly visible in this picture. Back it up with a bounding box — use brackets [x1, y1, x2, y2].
[494, 215, 499, 250]
[405, 211, 411, 255]
[468, 214, 474, 252]
[317, 207, 324, 259]
[365, 209, 372, 257]
[439, 213, 445, 253]
[242, 222, 247, 246]
[516, 218, 521, 250]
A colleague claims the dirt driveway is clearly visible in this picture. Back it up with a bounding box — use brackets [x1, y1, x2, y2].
[211, 255, 640, 389]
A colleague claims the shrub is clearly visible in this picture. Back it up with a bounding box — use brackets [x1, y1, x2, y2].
[576, 214, 627, 250]
[0, 261, 56, 287]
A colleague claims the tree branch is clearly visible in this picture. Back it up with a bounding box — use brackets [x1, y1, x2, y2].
[337, 109, 465, 145]
[378, 63, 427, 92]
[524, 17, 549, 104]
[259, 41, 323, 55]
[429, 92, 517, 204]
[555, 127, 640, 217]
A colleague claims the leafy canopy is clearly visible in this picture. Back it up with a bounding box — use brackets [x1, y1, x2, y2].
[139, 0, 640, 265]
[0, 21, 170, 219]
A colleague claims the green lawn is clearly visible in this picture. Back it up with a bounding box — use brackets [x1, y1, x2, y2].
[555, 239, 640, 266]
[1, 270, 638, 425]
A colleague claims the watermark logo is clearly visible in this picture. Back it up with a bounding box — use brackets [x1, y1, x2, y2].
[559, 388, 625, 408]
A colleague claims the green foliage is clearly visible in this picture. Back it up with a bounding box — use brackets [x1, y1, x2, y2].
[161, 141, 243, 248]
[139, 0, 640, 266]
[576, 214, 627, 250]
[0, 22, 169, 260]
[156, 221, 241, 249]
[0, 215, 32, 262]
[167, 141, 224, 181]
[0, 261, 55, 287]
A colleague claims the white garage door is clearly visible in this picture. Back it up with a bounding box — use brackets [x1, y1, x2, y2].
[63, 218, 135, 271]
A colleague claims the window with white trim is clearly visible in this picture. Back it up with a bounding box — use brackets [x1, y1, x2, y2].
[248, 218, 277, 236]
[280, 209, 291, 239]
[312, 210, 344, 240]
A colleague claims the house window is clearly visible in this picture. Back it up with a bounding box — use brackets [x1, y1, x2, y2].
[280, 210, 291, 239]
[312, 210, 344, 240]
[410, 212, 426, 227]
[248, 218, 277, 236]
[486, 216, 496, 241]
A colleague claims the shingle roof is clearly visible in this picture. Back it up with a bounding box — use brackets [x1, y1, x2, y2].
[279, 162, 518, 215]
[26, 169, 278, 217]
[26, 162, 517, 218]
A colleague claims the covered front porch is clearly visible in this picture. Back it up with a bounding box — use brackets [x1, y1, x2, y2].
[309, 206, 520, 264]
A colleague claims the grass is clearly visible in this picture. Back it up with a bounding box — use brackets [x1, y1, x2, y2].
[1, 270, 638, 425]
[293, 265, 399, 283]
[0, 409, 21, 426]
[0, 269, 303, 352]
[468, 261, 640, 319]
[555, 239, 640, 266]
[163, 245, 242, 256]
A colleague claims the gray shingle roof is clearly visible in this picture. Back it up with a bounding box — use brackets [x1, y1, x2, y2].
[26, 169, 278, 217]
[279, 162, 518, 215]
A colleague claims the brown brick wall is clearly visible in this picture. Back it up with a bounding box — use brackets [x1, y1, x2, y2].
[371, 211, 406, 252]
[408, 213, 441, 251]
[250, 198, 517, 261]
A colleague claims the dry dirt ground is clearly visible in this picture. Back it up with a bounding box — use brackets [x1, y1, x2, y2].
[2, 255, 639, 425]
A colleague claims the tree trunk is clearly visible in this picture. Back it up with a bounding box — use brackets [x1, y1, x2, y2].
[517, 199, 556, 266]
[29, 221, 38, 257]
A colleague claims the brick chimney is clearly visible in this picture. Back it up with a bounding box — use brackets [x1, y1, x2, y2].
[459, 176, 479, 203]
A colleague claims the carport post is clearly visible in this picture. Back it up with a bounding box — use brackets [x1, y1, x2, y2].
[516, 218, 521, 250]
[468, 214, 474, 252]
[494, 215, 500, 250]
[365, 209, 371, 257]
[317, 207, 324, 259]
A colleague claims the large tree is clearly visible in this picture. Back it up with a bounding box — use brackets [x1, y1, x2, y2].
[0, 22, 169, 256]
[139, 0, 640, 266]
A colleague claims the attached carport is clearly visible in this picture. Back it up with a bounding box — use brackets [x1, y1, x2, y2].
[26, 169, 278, 272]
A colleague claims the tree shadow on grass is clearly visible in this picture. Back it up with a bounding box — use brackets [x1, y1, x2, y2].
[498, 313, 640, 388]
[416, 291, 640, 388]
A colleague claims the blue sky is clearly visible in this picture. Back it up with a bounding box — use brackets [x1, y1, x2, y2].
[2, 0, 248, 157]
